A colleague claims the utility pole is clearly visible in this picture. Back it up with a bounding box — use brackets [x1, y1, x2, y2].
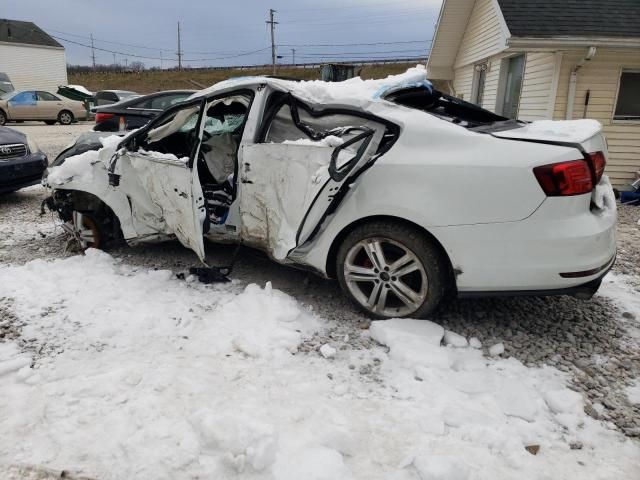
[112, 53, 116, 65]
[177, 22, 183, 70]
[90, 33, 96, 69]
[291, 48, 296, 65]
[160, 51, 163, 70]
[125, 58, 128, 68]
[266, 9, 278, 75]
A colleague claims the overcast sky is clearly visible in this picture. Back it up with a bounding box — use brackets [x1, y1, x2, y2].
[3, 0, 442, 68]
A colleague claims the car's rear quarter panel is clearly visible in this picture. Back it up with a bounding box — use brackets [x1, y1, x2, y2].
[297, 103, 616, 289]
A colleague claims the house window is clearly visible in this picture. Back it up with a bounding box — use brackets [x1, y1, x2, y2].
[471, 63, 487, 106]
[614, 70, 640, 120]
[497, 54, 525, 119]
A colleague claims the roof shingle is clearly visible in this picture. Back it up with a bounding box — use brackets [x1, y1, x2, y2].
[497, 0, 640, 38]
[0, 19, 62, 48]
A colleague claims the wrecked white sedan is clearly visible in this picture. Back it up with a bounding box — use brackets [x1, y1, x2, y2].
[43, 68, 616, 318]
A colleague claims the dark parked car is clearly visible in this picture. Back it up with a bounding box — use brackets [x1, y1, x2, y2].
[0, 126, 48, 193]
[93, 90, 195, 132]
[48, 131, 121, 168]
[93, 90, 139, 108]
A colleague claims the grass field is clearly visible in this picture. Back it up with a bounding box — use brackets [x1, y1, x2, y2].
[68, 63, 426, 94]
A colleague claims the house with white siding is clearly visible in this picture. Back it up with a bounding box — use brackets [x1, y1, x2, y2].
[0, 19, 68, 93]
[426, 0, 640, 187]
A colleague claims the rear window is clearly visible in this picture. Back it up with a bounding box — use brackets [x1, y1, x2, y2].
[132, 93, 191, 110]
[116, 91, 138, 101]
[384, 86, 515, 130]
[95, 92, 119, 105]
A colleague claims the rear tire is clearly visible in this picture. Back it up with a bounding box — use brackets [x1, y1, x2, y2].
[58, 110, 74, 125]
[336, 221, 449, 319]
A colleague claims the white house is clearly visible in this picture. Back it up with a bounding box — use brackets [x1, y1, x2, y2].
[427, 0, 640, 187]
[0, 19, 68, 93]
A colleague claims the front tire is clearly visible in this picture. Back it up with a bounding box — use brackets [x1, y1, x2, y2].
[62, 211, 103, 250]
[336, 221, 448, 319]
[0, 110, 6, 126]
[58, 110, 74, 125]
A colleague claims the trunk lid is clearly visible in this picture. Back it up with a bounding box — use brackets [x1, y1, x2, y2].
[493, 119, 614, 212]
[491, 119, 605, 151]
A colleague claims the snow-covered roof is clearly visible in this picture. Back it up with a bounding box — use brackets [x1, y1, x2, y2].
[193, 66, 431, 106]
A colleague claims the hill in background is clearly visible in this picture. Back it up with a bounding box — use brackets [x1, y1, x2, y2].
[69, 63, 433, 94]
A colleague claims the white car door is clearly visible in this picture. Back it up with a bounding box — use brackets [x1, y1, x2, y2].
[110, 100, 207, 260]
[239, 108, 384, 260]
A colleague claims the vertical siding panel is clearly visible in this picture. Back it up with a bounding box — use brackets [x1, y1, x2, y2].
[518, 52, 557, 121]
[0, 43, 68, 92]
[481, 53, 506, 111]
[553, 49, 640, 186]
[453, 65, 474, 101]
[454, 0, 505, 68]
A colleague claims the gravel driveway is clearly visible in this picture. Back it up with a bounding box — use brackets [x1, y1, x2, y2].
[1, 123, 639, 438]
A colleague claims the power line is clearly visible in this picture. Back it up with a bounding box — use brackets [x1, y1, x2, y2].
[296, 53, 427, 59]
[183, 47, 272, 62]
[45, 27, 264, 56]
[297, 48, 427, 56]
[50, 34, 165, 61]
[52, 34, 272, 63]
[281, 0, 427, 13]
[45, 28, 176, 53]
[280, 40, 431, 47]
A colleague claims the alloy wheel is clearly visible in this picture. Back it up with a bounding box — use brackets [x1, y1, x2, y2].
[61, 211, 101, 249]
[59, 112, 72, 125]
[343, 237, 428, 317]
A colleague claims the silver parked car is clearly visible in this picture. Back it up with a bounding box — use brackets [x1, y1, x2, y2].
[0, 90, 86, 125]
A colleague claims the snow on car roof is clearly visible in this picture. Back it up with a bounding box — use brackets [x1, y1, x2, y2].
[194, 66, 431, 106]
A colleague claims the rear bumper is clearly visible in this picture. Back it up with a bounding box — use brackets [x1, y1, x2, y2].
[0, 152, 48, 193]
[432, 194, 617, 292]
[458, 253, 614, 299]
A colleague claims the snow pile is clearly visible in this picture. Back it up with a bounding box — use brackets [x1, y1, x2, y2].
[47, 134, 122, 185]
[0, 254, 638, 479]
[495, 119, 602, 143]
[289, 66, 428, 106]
[138, 148, 189, 163]
[592, 175, 617, 216]
[282, 135, 344, 147]
[626, 383, 640, 405]
[368, 319, 639, 478]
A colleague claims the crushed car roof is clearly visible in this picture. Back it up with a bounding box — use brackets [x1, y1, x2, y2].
[192, 66, 432, 106]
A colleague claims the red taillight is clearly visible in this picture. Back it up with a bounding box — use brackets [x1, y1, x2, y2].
[533, 160, 593, 196]
[587, 151, 606, 183]
[95, 113, 115, 124]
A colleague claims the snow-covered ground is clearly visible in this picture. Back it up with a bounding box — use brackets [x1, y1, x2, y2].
[1, 250, 638, 479]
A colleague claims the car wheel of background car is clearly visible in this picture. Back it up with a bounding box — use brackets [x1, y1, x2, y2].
[62, 211, 102, 250]
[0, 110, 6, 126]
[44, 120, 56, 125]
[336, 221, 448, 319]
[58, 110, 74, 125]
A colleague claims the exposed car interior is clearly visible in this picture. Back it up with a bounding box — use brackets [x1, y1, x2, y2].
[198, 95, 251, 225]
[126, 89, 403, 235]
[259, 92, 399, 162]
[136, 93, 252, 226]
[384, 85, 521, 130]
